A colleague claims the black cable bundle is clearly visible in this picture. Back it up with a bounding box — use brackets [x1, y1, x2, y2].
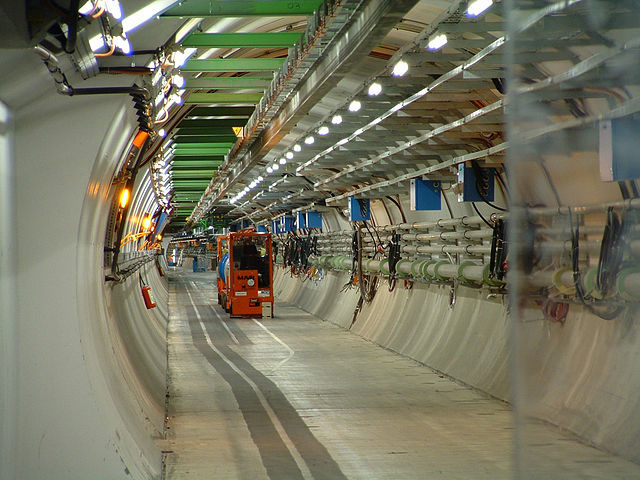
[569, 211, 623, 320]
[388, 232, 401, 277]
[489, 219, 508, 281]
[351, 229, 359, 274]
[596, 207, 624, 297]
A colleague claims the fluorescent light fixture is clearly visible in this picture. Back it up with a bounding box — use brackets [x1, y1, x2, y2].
[304, 136, 315, 145]
[122, 0, 181, 32]
[155, 107, 167, 120]
[392, 60, 409, 77]
[467, 0, 493, 16]
[249, 181, 256, 188]
[78, 1, 94, 15]
[267, 166, 273, 173]
[89, 35, 106, 52]
[258, 176, 264, 182]
[368, 82, 382, 96]
[172, 49, 193, 68]
[155, 92, 165, 106]
[170, 93, 183, 105]
[336, 138, 349, 146]
[293, 144, 302, 152]
[244, 187, 250, 193]
[318, 126, 330, 135]
[286, 152, 294, 160]
[348, 100, 361, 112]
[105, 0, 123, 20]
[427, 33, 447, 50]
[272, 163, 280, 171]
[115, 35, 131, 54]
[158, 128, 166, 137]
[331, 115, 342, 125]
[171, 74, 185, 88]
[279, 157, 287, 165]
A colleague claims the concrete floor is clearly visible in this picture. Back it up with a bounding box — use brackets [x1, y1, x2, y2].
[163, 270, 640, 479]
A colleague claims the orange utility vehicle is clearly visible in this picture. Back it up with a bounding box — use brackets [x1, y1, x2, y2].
[217, 228, 274, 317]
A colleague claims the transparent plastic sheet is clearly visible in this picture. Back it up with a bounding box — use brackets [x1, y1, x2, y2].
[507, 0, 640, 477]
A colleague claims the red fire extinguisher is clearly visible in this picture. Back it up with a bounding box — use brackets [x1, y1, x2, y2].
[139, 273, 157, 309]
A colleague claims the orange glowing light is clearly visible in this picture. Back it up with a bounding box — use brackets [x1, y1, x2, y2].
[119, 188, 130, 209]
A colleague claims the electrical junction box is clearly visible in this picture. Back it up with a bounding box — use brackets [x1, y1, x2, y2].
[296, 212, 306, 230]
[457, 164, 495, 203]
[241, 219, 250, 229]
[306, 211, 323, 228]
[257, 225, 267, 233]
[410, 178, 441, 211]
[599, 118, 640, 181]
[349, 197, 371, 221]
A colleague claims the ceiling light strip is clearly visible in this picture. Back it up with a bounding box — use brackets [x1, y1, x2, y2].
[326, 92, 640, 204]
[296, 36, 506, 174]
[298, 0, 585, 174]
[313, 99, 503, 188]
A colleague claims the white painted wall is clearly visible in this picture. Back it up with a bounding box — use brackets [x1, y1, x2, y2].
[275, 197, 640, 466]
[12, 89, 168, 479]
[0, 101, 18, 480]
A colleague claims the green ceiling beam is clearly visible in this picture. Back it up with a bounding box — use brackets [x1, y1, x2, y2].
[184, 93, 264, 105]
[172, 148, 230, 156]
[172, 159, 224, 167]
[182, 58, 285, 73]
[171, 170, 216, 178]
[184, 77, 271, 90]
[178, 118, 246, 128]
[174, 135, 238, 143]
[172, 185, 211, 190]
[175, 127, 239, 136]
[173, 142, 235, 149]
[162, 1, 323, 17]
[173, 180, 211, 184]
[182, 32, 302, 48]
[185, 106, 255, 117]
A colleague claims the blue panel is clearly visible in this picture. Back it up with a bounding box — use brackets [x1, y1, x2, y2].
[281, 216, 294, 232]
[241, 219, 250, 229]
[602, 117, 640, 181]
[153, 212, 168, 236]
[410, 179, 441, 211]
[296, 212, 306, 230]
[257, 225, 267, 233]
[349, 197, 370, 221]
[272, 220, 280, 233]
[458, 165, 495, 202]
[230, 223, 239, 232]
[306, 211, 322, 228]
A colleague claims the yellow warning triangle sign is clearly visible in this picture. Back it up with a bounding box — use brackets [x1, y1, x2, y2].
[232, 126, 243, 137]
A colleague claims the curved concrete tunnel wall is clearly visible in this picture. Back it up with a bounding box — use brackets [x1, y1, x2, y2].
[274, 195, 640, 465]
[10, 90, 169, 479]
